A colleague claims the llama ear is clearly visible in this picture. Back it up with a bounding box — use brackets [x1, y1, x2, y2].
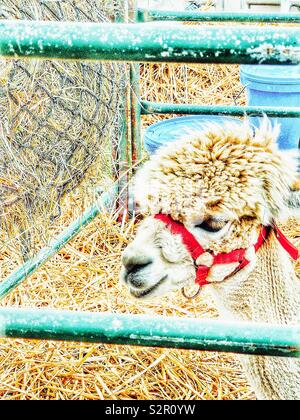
[260, 160, 300, 223]
[133, 164, 151, 213]
[259, 136, 300, 221]
[286, 178, 300, 211]
[262, 175, 300, 223]
[133, 161, 160, 214]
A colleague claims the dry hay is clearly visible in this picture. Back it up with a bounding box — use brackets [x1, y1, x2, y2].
[140, 63, 246, 129]
[0, 0, 126, 256]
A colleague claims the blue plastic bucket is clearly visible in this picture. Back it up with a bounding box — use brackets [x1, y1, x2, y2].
[240, 65, 300, 150]
[144, 115, 243, 154]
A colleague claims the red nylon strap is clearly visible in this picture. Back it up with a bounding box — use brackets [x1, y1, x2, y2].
[154, 214, 205, 260]
[212, 227, 270, 267]
[213, 248, 246, 265]
[195, 266, 210, 286]
[254, 226, 269, 252]
[154, 214, 299, 288]
[273, 224, 299, 260]
[227, 227, 270, 276]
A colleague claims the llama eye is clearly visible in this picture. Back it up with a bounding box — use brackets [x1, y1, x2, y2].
[195, 218, 228, 233]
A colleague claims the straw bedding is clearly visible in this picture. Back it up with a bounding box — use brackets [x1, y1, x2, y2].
[0, 1, 297, 401]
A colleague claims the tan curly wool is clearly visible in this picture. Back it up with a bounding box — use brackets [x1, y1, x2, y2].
[136, 120, 298, 254]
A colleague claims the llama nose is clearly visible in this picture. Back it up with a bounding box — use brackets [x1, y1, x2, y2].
[124, 259, 152, 276]
[124, 260, 153, 288]
[122, 254, 152, 284]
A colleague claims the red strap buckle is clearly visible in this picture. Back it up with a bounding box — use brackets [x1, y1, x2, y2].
[195, 265, 210, 286]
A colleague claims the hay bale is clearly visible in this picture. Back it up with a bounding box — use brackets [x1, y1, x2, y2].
[0, 1, 126, 255]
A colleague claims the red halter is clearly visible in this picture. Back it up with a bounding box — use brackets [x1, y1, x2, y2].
[155, 214, 299, 287]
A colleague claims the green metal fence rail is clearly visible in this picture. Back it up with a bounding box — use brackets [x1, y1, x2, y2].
[0, 309, 299, 358]
[0, 20, 299, 65]
[0, 6, 299, 357]
[137, 9, 300, 23]
[141, 101, 300, 118]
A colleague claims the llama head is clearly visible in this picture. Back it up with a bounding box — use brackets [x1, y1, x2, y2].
[121, 119, 300, 299]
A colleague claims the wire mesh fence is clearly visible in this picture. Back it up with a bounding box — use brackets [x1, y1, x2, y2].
[0, 1, 126, 259]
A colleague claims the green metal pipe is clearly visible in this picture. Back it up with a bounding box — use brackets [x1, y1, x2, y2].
[130, 65, 142, 162]
[129, 1, 142, 168]
[115, 0, 131, 215]
[117, 70, 131, 215]
[0, 188, 117, 300]
[0, 308, 299, 357]
[0, 20, 299, 64]
[138, 9, 300, 23]
[141, 101, 300, 118]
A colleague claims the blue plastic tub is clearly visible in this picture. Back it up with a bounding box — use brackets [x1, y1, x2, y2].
[240, 65, 300, 150]
[144, 115, 243, 154]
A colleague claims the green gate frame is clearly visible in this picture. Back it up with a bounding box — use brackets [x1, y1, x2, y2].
[0, 2, 299, 357]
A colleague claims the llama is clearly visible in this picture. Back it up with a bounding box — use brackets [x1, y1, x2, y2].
[120, 120, 300, 400]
